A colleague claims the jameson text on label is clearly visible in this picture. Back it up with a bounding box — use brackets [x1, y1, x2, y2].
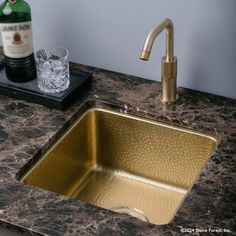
[0, 21, 33, 58]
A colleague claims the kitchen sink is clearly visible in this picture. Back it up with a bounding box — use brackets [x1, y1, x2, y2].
[19, 108, 217, 225]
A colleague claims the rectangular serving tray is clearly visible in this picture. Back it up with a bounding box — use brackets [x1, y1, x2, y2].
[0, 64, 92, 110]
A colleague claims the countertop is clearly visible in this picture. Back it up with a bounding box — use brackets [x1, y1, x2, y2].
[0, 62, 235, 236]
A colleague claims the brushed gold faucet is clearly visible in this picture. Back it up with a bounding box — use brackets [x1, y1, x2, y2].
[140, 18, 178, 103]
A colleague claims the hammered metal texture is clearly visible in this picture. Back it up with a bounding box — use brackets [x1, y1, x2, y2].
[22, 108, 217, 225]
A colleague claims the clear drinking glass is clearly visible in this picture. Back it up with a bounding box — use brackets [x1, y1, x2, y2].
[35, 46, 70, 93]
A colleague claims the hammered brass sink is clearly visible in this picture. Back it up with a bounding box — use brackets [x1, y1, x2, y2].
[20, 108, 217, 225]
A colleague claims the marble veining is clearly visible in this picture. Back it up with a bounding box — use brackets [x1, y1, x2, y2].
[0, 61, 235, 235]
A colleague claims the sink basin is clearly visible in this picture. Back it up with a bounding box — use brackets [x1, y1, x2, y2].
[20, 108, 217, 225]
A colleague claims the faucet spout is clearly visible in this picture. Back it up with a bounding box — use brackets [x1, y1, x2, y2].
[140, 18, 178, 103]
[140, 18, 174, 62]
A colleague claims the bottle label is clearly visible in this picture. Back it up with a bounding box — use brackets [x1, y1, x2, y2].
[8, 0, 17, 4]
[0, 21, 33, 58]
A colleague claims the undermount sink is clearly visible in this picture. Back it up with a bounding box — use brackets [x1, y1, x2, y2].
[19, 108, 217, 225]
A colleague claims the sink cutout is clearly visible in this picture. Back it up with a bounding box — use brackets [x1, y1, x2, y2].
[19, 108, 217, 225]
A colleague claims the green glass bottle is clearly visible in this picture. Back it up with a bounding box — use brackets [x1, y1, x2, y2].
[0, 0, 36, 82]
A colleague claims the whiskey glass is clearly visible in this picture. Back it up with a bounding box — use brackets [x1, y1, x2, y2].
[35, 46, 70, 93]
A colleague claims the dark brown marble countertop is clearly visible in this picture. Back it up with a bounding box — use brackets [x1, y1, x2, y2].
[0, 62, 235, 236]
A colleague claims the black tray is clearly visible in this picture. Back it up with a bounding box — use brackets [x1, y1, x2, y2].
[0, 66, 92, 110]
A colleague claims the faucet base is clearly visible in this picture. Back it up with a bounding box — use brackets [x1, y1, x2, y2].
[160, 93, 178, 103]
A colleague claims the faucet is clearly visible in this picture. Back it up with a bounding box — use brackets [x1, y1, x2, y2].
[140, 18, 178, 103]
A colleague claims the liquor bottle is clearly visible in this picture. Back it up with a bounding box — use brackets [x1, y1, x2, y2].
[0, 0, 36, 82]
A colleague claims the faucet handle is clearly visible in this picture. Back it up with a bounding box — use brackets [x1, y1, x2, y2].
[161, 56, 178, 102]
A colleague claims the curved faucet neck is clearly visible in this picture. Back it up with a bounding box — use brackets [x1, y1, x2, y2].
[140, 18, 174, 62]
